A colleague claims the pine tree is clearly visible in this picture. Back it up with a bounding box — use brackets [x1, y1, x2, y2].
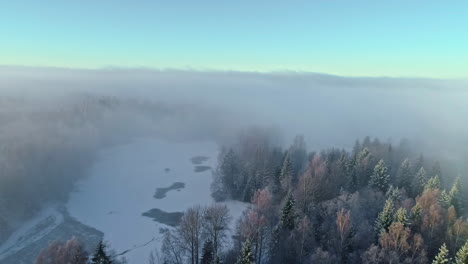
[201, 240, 214, 264]
[455, 240, 468, 264]
[369, 159, 390, 193]
[393, 207, 409, 226]
[425, 175, 441, 191]
[280, 192, 296, 230]
[397, 159, 413, 190]
[236, 239, 254, 264]
[375, 199, 394, 236]
[432, 243, 450, 264]
[280, 153, 294, 192]
[90, 241, 112, 264]
[413, 167, 427, 195]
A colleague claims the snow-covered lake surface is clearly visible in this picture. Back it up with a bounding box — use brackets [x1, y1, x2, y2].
[67, 138, 247, 264]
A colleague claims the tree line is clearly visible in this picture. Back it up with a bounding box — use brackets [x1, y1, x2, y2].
[34, 132, 468, 263]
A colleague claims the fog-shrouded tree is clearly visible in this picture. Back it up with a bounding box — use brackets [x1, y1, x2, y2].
[414, 167, 428, 195]
[222, 149, 243, 199]
[448, 177, 463, 214]
[280, 152, 293, 193]
[396, 159, 413, 192]
[369, 159, 390, 193]
[425, 175, 441, 191]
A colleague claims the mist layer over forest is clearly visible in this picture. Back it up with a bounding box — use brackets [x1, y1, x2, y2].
[0, 66, 467, 263]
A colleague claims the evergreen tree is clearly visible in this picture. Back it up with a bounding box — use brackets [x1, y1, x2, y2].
[413, 167, 427, 195]
[455, 240, 468, 264]
[236, 239, 254, 264]
[413, 154, 424, 174]
[393, 207, 409, 226]
[410, 203, 422, 225]
[440, 189, 451, 208]
[352, 140, 362, 155]
[386, 185, 401, 203]
[369, 159, 390, 193]
[280, 153, 294, 192]
[280, 192, 296, 230]
[90, 241, 112, 264]
[356, 148, 374, 187]
[220, 149, 242, 199]
[432, 243, 450, 264]
[375, 199, 394, 236]
[449, 177, 463, 214]
[425, 175, 441, 191]
[397, 159, 413, 190]
[201, 240, 214, 264]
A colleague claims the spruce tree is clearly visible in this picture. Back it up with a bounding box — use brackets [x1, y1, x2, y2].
[375, 199, 394, 236]
[396, 159, 413, 190]
[413, 154, 424, 174]
[280, 192, 296, 230]
[413, 167, 427, 195]
[449, 177, 462, 214]
[425, 175, 441, 191]
[90, 241, 112, 264]
[386, 185, 401, 203]
[201, 240, 214, 264]
[440, 190, 451, 208]
[369, 159, 390, 193]
[432, 243, 450, 264]
[356, 148, 374, 187]
[393, 207, 409, 226]
[220, 149, 241, 199]
[236, 239, 254, 264]
[280, 153, 293, 192]
[455, 240, 468, 264]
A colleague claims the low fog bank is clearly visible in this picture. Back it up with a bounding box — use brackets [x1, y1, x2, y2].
[0, 66, 467, 241]
[2, 66, 467, 149]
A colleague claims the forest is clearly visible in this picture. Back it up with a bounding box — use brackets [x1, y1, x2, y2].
[34, 130, 468, 264]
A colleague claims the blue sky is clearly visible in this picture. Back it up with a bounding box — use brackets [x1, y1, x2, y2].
[1, 0, 467, 78]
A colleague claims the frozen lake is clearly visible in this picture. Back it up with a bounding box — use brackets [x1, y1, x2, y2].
[67, 138, 246, 263]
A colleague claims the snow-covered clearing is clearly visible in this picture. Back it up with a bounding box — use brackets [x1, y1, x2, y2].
[0, 207, 64, 261]
[67, 138, 247, 264]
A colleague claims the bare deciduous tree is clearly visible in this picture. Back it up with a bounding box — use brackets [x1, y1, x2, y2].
[203, 204, 232, 256]
[178, 206, 204, 264]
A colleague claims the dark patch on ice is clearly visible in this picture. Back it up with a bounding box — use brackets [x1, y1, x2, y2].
[190, 156, 209, 165]
[194, 165, 211, 173]
[142, 209, 183, 227]
[154, 182, 185, 199]
[164, 168, 170, 173]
